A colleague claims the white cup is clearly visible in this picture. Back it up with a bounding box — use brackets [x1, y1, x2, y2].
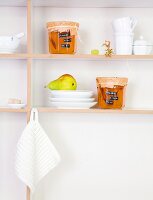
[114, 33, 134, 55]
[112, 17, 137, 33]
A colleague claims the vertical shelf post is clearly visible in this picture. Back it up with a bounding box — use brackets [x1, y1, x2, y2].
[27, 0, 32, 200]
[27, 0, 32, 118]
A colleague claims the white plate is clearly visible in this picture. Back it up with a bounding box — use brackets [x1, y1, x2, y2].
[0, 49, 16, 53]
[8, 103, 26, 109]
[48, 90, 94, 98]
[49, 97, 95, 102]
[49, 101, 97, 109]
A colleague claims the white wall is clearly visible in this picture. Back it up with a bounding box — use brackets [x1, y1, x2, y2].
[1, 6, 153, 200]
[0, 7, 27, 53]
[33, 7, 153, 54]
[0, 113, 26, 200]
[33, 113, 153, 200]
[0, 7, 27, 200]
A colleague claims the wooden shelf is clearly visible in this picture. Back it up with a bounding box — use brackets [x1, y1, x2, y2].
[0, 53, 28, 59]
[37, 107, 153, 114]
[0, 107, 28, 113]
[32, 54, 153, 60]
[1, 54, 153, 60]
[1, 107, 153, 114]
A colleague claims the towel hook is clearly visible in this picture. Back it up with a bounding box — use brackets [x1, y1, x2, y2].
[30, 108, 39, 122]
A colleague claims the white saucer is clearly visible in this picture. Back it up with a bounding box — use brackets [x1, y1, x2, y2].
[49, 90, 94, 98]
[49, 101, 97, 109]
[8, 103, 26, 109]
[49, 97, 95, 102]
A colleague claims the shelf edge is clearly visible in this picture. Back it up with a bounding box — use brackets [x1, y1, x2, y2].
[37, 107, 153, 114]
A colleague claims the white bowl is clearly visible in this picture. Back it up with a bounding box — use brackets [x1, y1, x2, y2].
[8, 103, 26, 109]
[48, 90, 94, 98]
[0, 33, 24, 53]
[49, 101, 97, 109]
[49, 97, 95, 102]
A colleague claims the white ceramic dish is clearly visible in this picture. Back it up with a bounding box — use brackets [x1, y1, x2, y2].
[49, 97, 95, 102]
[8, 103, 26, 109]
[49, 101, 97, 109]
[0, 33, 24, 53]
[0, 49, 16, 53]
[49, 90, 94, 98]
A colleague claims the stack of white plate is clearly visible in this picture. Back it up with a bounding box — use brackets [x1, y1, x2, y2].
[48, 90, 97, 109]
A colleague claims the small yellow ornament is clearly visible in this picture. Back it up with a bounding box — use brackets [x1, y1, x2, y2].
[102, 40, 114, 57]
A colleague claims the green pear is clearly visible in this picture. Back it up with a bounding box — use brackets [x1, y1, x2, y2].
[45, 74, 77, 90]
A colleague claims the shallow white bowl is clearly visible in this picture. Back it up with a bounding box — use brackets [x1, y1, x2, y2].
[8, 103, 26, 109]
[0, 48, 16, 53]
[49, 101, 97, 109]
[49, 90, 94, 98]
[49, 97, 95, 102]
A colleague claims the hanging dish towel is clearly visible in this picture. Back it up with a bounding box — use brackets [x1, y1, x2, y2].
[15, 108, 60, 193]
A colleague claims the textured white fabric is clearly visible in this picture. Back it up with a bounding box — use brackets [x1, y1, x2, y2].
[15, 108, 60, 193]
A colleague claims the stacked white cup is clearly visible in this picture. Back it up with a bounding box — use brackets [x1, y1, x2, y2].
[112, 17, 137, 55]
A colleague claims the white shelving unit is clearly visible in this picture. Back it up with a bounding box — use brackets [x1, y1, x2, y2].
[2, 1, 153, 200]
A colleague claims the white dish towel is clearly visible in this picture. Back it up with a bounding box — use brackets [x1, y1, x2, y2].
[15, 108, 60, 193]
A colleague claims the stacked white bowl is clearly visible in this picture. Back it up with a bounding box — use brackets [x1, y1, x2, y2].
[112, 17, 137, 55]
[48, 90, 97, 109]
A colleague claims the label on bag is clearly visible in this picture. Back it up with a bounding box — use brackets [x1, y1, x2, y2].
[59, 32, 70, 38]
[110, 96, 118, 100]
[106, 100, 113, 104]
[64, 38, 71, 42]
[106, 91, 117, 95]
[61, 44, 70, 48]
